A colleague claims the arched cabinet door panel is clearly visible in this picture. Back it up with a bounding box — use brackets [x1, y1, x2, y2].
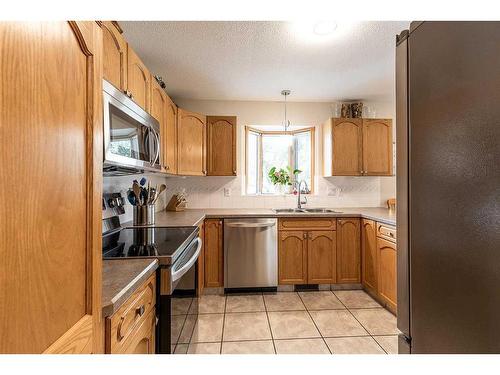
[101, 20, 127, 91]
[163, 97, 178, 174]
[0, 21, 103, 353]
[336, 218, 361, 283]
[177, 108, 206, 176]
[206, 116, 237, 176]
[279, 231, 308, 285]
[332, 119, 363, 175]
[307, 231, 336, 284]
[362, 119, 393, 176]
[126, 45, 151, 111]
[361, 219, 378, 294]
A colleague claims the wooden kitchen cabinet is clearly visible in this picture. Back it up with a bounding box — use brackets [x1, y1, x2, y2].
[307, 231, 337, 284]
[377, 237, 397, 314]
[361, 219, 378, 295]
[177, 108, 207, 175]
[105, 274, 156, 354]
[0, 21, 103, 353]
[279, 231, 308, 285]
[101, 21, 127, 91]
[336, 218, 361, 283]
[206, 116, 237, 176]
[127, 45, 151, 111]
[204, 219, 223, 287]
[362, 119, 393, 175]
[163, 96, 178, 174]
[322, 118, 393, 176]
[150, 79, 168, 169]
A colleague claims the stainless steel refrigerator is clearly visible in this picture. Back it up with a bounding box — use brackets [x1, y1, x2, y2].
[396, 22, 500, 354]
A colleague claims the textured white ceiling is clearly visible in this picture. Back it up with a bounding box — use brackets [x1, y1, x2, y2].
[121, 21, 409, 102]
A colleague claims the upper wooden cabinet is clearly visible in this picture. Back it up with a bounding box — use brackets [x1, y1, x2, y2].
[361, 219, 378, 295]
[204, 219, 223, 287]
[206, 116, 237, 176]
[278, 231, 308, 285]
[323, 118, 393, 176]
[163, 96, 178, 174]
[101, 21, 127, 91]
[177, 108, 207, 176]
[336, 218, 361, 283]
[0, 21, 102, 353]
[362, 119, 393, 175]
[127, 45, 151, 111]
[323, 118, 363, 176]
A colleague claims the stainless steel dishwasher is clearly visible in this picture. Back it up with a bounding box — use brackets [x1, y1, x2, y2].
[224, 218, 277, 291]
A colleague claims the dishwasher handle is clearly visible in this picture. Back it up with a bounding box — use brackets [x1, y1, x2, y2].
[225, 221, 276, 228]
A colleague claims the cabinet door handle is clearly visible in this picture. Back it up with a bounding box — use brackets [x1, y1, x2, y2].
[136, 305, 145, 317]
[303, 232, 307, 239]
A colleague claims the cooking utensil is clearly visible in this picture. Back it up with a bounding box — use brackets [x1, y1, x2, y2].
[127, 189, 137, 206]
[133, 181, 142, 206]
[152, 184, 167, 204]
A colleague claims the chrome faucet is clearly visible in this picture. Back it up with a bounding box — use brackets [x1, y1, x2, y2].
[296, 180, 309, 209]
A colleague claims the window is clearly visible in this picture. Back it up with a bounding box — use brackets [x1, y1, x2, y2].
[245, 126, 314, 195]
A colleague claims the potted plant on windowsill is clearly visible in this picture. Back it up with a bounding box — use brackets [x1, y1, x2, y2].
[268, 166, 301, 195]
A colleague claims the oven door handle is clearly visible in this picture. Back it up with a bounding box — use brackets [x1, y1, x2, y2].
[171, 238, 202, 283]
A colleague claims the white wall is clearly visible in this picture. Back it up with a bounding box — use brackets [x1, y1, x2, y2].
[104, 98, 396, 221]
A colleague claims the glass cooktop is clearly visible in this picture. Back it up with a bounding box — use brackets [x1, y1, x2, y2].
[102, 226, 199, 265]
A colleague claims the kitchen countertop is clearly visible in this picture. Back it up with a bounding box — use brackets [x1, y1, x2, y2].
[102, 258, 158, 317]
[124, 207, 396, 228]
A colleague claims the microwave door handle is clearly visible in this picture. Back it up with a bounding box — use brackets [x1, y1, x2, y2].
[152, 129, 160, 166]
[171, 238, 202, 283]
[143, 127, 151, 164]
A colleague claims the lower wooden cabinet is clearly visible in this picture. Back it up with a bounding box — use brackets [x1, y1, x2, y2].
[336, 218, 361, 283]
[105, 274, 156, 354]
[278, 219, 336, 285]
[361, 219, 378, 294]
[204, 219, 224, 287]
[307, 231, 337, 284]
[121, 309, 155, 354]
[278, 231, 308, 284]
[377, 237, 397, 313]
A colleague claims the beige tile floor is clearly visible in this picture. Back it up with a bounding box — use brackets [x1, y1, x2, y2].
[171, 289, 399, 354]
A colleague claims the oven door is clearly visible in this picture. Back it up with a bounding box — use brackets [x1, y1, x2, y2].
[103, 80, 161, 173]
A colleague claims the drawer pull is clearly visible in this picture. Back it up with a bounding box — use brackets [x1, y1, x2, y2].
[136, 305, 145, 317]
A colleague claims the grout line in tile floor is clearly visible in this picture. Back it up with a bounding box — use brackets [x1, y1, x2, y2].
[262, 293, 277, 354]
[220, 295, 228, 353]
[331, 291, 389, 354]
[296, 291, 333, 354]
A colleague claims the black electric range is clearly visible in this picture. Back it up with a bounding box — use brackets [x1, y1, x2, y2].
[102, 224, 199, 265]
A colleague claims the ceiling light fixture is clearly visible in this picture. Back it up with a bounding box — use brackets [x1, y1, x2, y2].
[313, 21, 338, 35]
[281, 89, 291, 131]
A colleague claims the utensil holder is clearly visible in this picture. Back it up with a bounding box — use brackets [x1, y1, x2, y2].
[133, 205, 155, 225]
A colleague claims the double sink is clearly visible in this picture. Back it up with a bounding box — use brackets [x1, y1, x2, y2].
[273, 208, 342, 213]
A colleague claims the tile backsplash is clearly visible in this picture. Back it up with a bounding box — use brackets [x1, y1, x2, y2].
[104, 173, 394, 223]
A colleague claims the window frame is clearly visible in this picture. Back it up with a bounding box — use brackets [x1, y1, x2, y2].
[245, 126, 315, 195]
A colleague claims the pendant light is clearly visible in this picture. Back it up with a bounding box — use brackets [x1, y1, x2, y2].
[281, 89, 291, 131]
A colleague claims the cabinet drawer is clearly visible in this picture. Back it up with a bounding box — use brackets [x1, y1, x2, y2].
[279, 218, 336, 231]
[376, 223, 396, 242]
[107, 274, 156, 353]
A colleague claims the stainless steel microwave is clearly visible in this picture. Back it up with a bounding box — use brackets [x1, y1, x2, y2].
[103, 80, 161, 175]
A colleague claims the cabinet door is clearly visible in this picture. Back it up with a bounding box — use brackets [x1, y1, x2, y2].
[279, 231, 308, 285]
[377, 238, 397, 313]
[101, 21, 127, 91]
[0, 21, 102, 353]
[361, 219, 377, 294]
[307, 231, 336, 284]
[127, 45, 151, 111]
[336, 218, 361, 283]
[332, 118, 363, 175]
[150, 80, 167, 171]
[362, 119, 393, 175]
[206, 116, 237, 176]
[121, 309, 155, 354]
[177, 108, 207, 176]
[163, 97, 178, 174]
[204, 219, 223, 287]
